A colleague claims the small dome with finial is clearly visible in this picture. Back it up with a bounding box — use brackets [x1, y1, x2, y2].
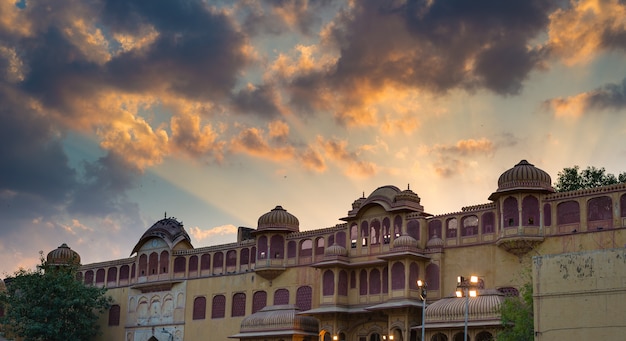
[47, 243, 81, 266]
[257, 206, 300, 232]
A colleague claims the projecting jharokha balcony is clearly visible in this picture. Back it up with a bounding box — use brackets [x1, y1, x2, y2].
[255, 257, 286, 280]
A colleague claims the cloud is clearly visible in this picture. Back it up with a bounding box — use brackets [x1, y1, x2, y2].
[316, 136, 377, 178]
[230, 126, 296, 161]
[239, 0, 333, 36]
[170, 112, 226, 162]
[543, 77, 626, 117]
[547, 0, 626, 65]
[422, 138, 496, 178]
[189, 224, 238, 241]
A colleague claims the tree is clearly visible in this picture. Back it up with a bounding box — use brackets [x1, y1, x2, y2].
[554, 165, 626, 192]
[0, 258, 112, 341]
[498, 280, 534, 341]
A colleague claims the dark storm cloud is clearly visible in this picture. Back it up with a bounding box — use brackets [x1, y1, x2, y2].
[102, 0, 248, 100]
[241, 0, 333, 36]
[283, 0, 556, 114]
[69, 153, 141, 216]
[582, 78, 626, 111]
[10, 0, 250, 119]
[231, 84, 282, 117]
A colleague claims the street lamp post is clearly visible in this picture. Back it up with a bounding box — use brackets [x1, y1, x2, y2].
[456, 276, 478, 341]
[417, 280, 427, 341]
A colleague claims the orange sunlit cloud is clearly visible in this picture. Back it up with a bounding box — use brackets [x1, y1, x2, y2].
[548, 0, 626, 65]
[170, 112, 226, 161]
[189, 224, 238, 241]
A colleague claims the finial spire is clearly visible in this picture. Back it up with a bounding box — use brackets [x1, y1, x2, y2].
[408, 183, 410, 190]
[164, 211, 167, 219]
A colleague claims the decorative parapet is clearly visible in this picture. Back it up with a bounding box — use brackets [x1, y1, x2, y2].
[545, 183, 626, 201]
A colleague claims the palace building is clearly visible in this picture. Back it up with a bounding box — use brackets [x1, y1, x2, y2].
[37, 160, 626, 340]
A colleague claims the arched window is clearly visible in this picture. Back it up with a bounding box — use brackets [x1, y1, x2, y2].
[361, 221, 369, 246]
[425, 263, 440, 290]
[476, 331, 494, 341]
[200, 254, 210, 270]
[453, 332, 466, 341]
[139, 254, 147, 276]
[84, 270, 94, 285]
[369, 269, 381, 294]
[149, 252, 158, 275]
[174, 256, 186, 273]
[96, 269, 105, 284]
[371, 219, 381, 245]
[557, 200, 580, 225]
[107, 267, 117, 284]
[394, 215, 403, 237]
[296, 286, 312, 311]
[258, 236, 268, 259]
[108, 304, 120, 326]
[300, 239, 312, 257]
[271, 235, 285, 259]
[461, 215, 478, 236]
[482, 212, 495, 234]
[446, 218, 458, 238]
[621, 194, 626, 217]
[226, 250, 237, 267]
[431, 332, 448, 341]
[252, 291, 267, 313]
[274, 288, 289, 305]
[119, 265, 129, 281]
[503, 197, 518, 227]
[587, 196, 612, 221]
[407, 219, 420, 240]
[315, 237, 325, 256]
[544, 203, 552, 226]
[189, 255, 198, 272]
[391, 262, 405, 290]
[350, 223, 358, 248]
[240, 248, 249, 265]
[359, 270, 368, 295]
[193, 297, 206, 320]
[522, 195, 539, 226]
[323, 270, 335, 296]
[382, 217, 391, 244]
[213, 252, 224, 272]
[232, 293, 246, 317]
[160, 251, 169, 274]
[287, 241, 297, 258]
[428, 220, 442, 239]
[338, 270, 348, 296]
[211, 295, 226, 319]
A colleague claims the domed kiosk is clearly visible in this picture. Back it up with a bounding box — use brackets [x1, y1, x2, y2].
[131, 217, 193, 255]
[491, 160, 555, 257]
[231, 305, 319, 340]
[488, 159, 554, 200]
[47, 243, 81, 267]
[254, 206, 300, 281]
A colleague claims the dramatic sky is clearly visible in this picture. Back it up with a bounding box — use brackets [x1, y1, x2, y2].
[2, 0, 626, 275]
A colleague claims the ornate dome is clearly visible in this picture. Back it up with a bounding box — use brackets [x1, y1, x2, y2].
[47, 243, 81, 266]
[325, 243, 348, 257]
[351, 195, 366, 210]
[426, 234, 444, 249]
[426, 290, 505, 322]
[257, 206, 299, 233]
[394, 186, 421, 204]
[131, 217, 192, 255]
[489, 160, 554, 200]
[236, 305, 319, 337]
[393, 233, 418, 249]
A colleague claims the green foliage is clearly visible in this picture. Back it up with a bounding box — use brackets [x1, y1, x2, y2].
[498, 280, 534, 341]
[0, 259, 112, 341]
[554, 165, 626, 192]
